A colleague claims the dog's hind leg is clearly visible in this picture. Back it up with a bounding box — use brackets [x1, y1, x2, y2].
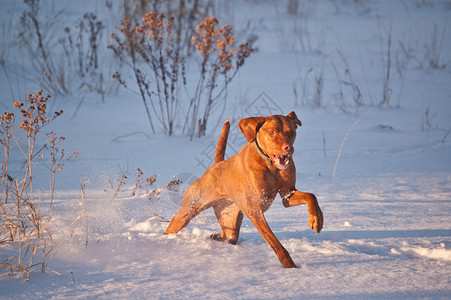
[212, 202, 243, 244]
[165, 183, 212, 235]
[165, 206, 197, 235]
[166, 120, 230, 236]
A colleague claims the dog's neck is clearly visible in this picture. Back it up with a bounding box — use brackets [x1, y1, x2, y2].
[254, 135, 273, 164]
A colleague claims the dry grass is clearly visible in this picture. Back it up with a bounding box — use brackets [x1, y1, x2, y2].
[332, 120, 359, 184]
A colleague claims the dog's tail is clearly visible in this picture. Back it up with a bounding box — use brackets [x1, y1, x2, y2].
[214, 119, 230, 163]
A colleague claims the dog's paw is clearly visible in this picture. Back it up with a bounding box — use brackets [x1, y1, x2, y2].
[278, 249, 297, 268]
[210, 233, 227, 241]
[308, 210, 323, 233]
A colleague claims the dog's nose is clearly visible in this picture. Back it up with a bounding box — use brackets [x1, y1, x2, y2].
[283, 144, 294, 154]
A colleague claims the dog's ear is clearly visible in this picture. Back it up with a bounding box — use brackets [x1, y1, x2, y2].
[239, 116, 265, 142]
[287, 111, 302, 127]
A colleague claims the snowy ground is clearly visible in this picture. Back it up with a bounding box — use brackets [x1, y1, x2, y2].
[1, 0, 450, 299]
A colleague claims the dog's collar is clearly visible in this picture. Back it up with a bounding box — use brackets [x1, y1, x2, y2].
[254, 135, 273, 163]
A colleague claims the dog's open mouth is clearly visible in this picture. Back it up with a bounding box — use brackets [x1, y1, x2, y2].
[270, 154, 290, 169]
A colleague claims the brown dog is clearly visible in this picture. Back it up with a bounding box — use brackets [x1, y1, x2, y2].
[165, 111, 323, 268]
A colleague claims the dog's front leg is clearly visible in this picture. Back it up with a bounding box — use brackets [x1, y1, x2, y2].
[247, 210, 297, 268]
[281, 190, 323, 233]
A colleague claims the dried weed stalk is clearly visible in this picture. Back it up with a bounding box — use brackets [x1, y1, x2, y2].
[68, 178, 89, 249]
[330, 50, 363, 114]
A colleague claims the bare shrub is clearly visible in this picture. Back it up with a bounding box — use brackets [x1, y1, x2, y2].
[107, 169, 157, 204]
[427, 21, 448, 69]
[187, 16, 254, 138]
[18, 0, 69, 95]
[397, 17, 449, 70]
[59, 12, 117, 104]
[276, 0, 326, 53]
[120, 0, 213, 56]
[330, 50, 363, 114]
[293, 64, 325, 108]
[109, 13, 184, 135]
[17, 0, 116, 102]
[374, 18, 405, 108]
[109, 12, 254, 138]
[0, 89, 77, 279]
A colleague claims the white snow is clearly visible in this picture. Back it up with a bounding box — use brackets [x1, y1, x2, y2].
[1, 0, 450, 299]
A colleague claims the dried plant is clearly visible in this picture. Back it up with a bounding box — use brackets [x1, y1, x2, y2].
[0, 89, 76, 279]
[120, 0, 212, 55]
[17, 0, 116, 103]
[132, 168, 157, 197]
[68, 178, 89, 249]
[332, 120, 359, 184]
[276, 0, 325, 53]
[0, 0, 17, 100]
[109, 174, 128, 204]
[397, 18, 448, 70]
[330, 50, 363, 114]
[109, 11, 254, 138]
[374, 18, 406, 108]
[18, 0, 69, 95]
[59, 12, 116, 104]
[107, 169, 157, 203]
[42, 132, 79, 212]
[109, 12, 183, 135]
[378, 20, 393, 107]
[186, 16, 254, 138]
[294, 65, 325, 108]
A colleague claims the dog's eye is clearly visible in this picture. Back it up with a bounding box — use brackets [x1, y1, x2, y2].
[268, 130, 275, 135]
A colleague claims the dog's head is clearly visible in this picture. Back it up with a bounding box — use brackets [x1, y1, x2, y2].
[238, 111, 302, 170]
